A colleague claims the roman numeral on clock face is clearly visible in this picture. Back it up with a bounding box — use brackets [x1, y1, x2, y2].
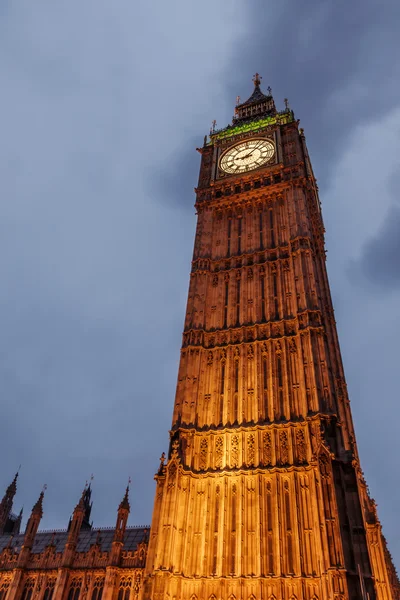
[219, 138, 275, 174]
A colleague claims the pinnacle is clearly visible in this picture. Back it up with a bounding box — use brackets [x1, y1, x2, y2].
[119, 485, 130, 511]
[6, 471, 18, 497]
[31, 490, 45, 517]
[76, 488, 87, 511]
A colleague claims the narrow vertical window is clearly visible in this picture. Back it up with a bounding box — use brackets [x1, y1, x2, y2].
[213, 487, 220, 574]
[277, 355, 284, 418]
[231, 485, 237, 575]
[233, 358, 239, 422]
[220, 361, 225, 424]
[227, 219, 232, 256]
[237, 217, 242, 254]
[284, 483, 294, 573]
[220, 363, 225, 396]
[266, 483, 274, 574]
[234, 361, 239, 393]
[236, 278, 241, 325]
[273, 270, 279, 318]
[259, 211, 263, 249]
[269, 209, 275, 247]
[263, 355, 268, 417]
[224, 281, 229, 328]
[260, 274, 266, 321]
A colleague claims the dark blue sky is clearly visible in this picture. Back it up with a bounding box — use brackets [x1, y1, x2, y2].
[0, 0, 399, 564]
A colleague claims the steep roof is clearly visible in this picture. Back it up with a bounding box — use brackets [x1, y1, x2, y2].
[0, 525, 149, 554]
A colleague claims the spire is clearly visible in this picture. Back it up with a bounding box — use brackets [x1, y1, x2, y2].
[2, 472, 18, 503]
[0, 471, 19, 533]
[111, 480, 131, 562]
[234, 73, 276, 122]
[81, 481, 93, 529]
[67, 481, 93, 541]
[31, 488, 45, 518]
[119, 483, 130, 512]
[21, 487, 45, 554]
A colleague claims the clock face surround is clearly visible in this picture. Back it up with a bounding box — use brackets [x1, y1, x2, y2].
[219, 138, 275, 174]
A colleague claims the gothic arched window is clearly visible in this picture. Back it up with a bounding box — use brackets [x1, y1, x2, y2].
[0, 580, 10, 600]
[117, 577, 132, 600]
[67, 579, 82, 600]
[91, 578, 105, 600]
[21, 579, 35, 600]
[43, 578, 56, 600]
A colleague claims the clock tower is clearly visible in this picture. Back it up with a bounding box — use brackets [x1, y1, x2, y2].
[141, 76, 398, 600]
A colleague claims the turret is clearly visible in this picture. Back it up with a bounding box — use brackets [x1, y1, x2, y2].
[109, 484, 130, 565]
[67, 486, 88, 543]
[67, 482, 93, 532]
[18, 488, 45, 567]
[62, 484, 91, 566]
[0, 472, 19, 533]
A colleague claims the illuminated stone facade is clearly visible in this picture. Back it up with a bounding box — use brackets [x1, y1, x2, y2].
[141, 78, 399, 600]
[0, 479, 148, 600]
[0, 77, 398, 600]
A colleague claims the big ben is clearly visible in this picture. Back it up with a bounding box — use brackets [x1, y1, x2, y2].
[141, 75, 399, 600]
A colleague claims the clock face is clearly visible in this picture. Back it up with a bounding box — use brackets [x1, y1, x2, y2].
[219, 138, 275, 174]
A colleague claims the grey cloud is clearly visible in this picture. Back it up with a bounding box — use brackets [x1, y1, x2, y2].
[149, 0, 400, 565]
[226, 0, 400, 184]
[351, 204, 400, 290]
[1, 0, 400, 568]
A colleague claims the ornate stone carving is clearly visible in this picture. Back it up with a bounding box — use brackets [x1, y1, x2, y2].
[247, 434, 256, 466]
[263, 431, 272, 466]
[280, 431, 289, 464]
[199, 438, 208, 470]
[215, 437, 223, 469]
[318, 452, 330, 478]
[231, 435, 239, 467]
[296, 429, 307, 463]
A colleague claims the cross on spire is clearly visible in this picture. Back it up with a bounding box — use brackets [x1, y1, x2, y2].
[253, 73, 262, 87]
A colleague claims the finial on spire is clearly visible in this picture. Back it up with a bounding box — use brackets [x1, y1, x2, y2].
[284, 98, 290, 110]
[119, 480, 130, 511]
[32, 487, 45, 517]
[267, 86, 272, 96]
[253, 73, 262, 87]
[210, 119, 217, 135]
[236, 95, 241, 106]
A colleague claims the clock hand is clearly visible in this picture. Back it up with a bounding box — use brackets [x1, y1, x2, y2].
[236, 152, 253, 161]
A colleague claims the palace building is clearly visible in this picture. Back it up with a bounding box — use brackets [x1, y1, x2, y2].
[0, 76, 398, 600]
